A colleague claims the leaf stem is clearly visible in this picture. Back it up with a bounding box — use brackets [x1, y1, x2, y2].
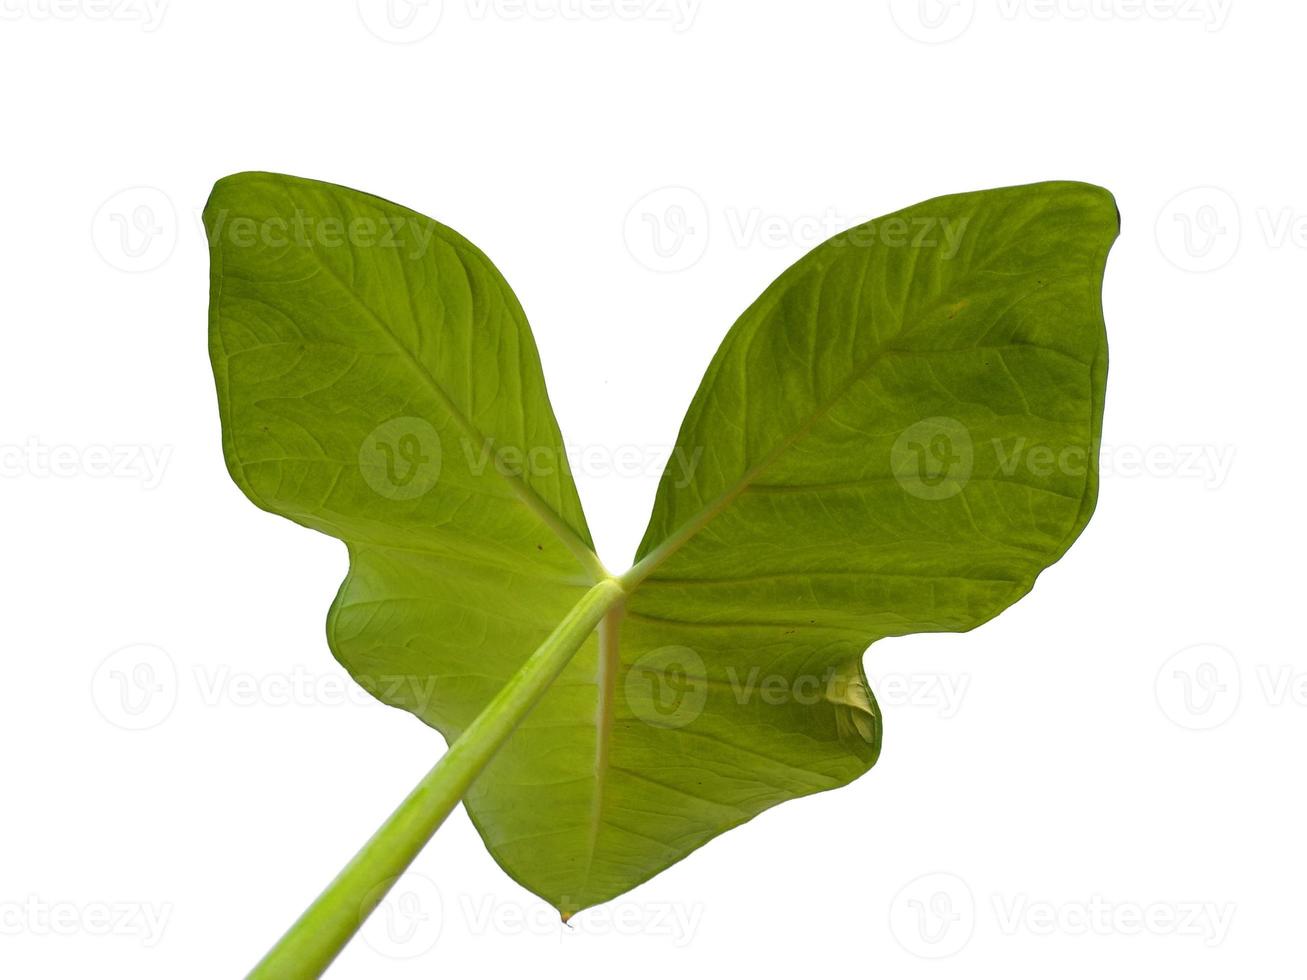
[246, 577, 626, 980]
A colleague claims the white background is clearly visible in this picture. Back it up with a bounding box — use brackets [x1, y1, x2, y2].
[1, 1, 1301, 977]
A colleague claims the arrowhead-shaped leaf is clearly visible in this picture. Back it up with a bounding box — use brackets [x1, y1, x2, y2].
[207, 174, 1116, 916]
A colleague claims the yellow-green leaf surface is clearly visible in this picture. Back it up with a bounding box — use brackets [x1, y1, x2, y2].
[207, 173, 1116, 917]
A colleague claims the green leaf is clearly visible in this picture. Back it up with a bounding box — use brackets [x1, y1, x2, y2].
[207, 174, 1116, 926]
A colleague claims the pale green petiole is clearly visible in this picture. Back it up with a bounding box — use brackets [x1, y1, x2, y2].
[246, 577, 626, 980]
